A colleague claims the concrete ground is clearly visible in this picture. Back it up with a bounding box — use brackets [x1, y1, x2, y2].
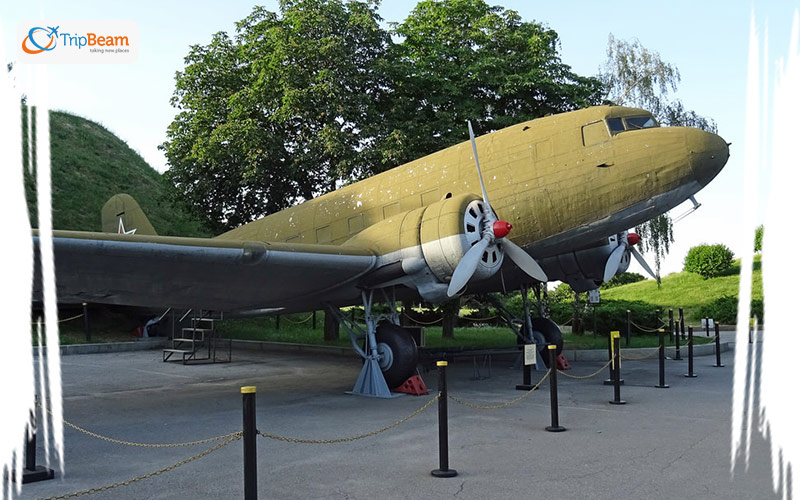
[21, 341, 780, 500]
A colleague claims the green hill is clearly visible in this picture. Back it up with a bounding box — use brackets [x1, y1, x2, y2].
[599, 255, 763, 323]
[24, 108, 210, 237]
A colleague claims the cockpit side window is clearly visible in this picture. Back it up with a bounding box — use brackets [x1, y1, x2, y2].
[606, 117, 625, 135]
[624, 116, 658, 130]
[582, 121, 610, 146]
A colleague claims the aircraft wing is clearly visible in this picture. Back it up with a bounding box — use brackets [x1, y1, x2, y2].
[33, 230, 378, 312]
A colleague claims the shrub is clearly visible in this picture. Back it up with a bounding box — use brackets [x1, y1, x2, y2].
[696, 296, 763, 324]
[684, 244, 734, 279]
[600, 272, 646, 289]
[550, 299, 661, 335]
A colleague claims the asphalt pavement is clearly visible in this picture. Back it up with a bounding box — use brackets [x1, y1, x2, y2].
[20, 338, 780, 500]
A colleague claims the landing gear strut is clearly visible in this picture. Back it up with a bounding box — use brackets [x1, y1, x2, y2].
[327, 289, 418, 397]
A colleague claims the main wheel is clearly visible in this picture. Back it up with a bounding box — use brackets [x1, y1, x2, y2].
[531, 317, 563, 367]
[375, 323, 419, 388]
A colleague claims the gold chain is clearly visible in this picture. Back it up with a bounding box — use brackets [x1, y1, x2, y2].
[448, 369, 550, 410]
[42, 405, 240, 448]
[36, 433, 241, 500]
[621, 347, 661, 360]
[258, 395, 439, 444]
[558, 359, 613, 379]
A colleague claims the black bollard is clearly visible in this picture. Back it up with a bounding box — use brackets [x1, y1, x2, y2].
[82, 302, 91, 342]
[604, 332, 624, 386]
[22, 400, 54, 484]
[276, 315, 281, 330]
[609, 332, 625, 405]
[705, 316, 710, 337]
[679, 308, 685, 340]
[674, 320, 682, 360]
[546, 345, 566, 432]
[626, 310, 631, 347]
[242, 386, 257, 500]
[668, 309, 674, 343]
[656, 329, 669, 389]
[431, 361, 457, 478]
[713, 323, 725, 367]
[685, 327, 697, 378]
[312, 310, 317, 330]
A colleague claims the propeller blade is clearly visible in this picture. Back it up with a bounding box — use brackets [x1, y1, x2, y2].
[467, 121, 490, 205]
[603, 244, 626, 282]
[502, 239, 548, 282]
[447, 238, 490, 297]
[631, 247, 657, 280]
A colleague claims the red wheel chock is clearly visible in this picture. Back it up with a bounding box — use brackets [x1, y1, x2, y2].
[393, 375, 429, 395]
[556, 354, 571, 370]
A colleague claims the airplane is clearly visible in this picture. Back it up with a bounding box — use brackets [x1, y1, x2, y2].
[33, 104, 729, 397]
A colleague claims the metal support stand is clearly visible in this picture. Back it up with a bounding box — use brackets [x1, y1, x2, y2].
[328, 291, 401, 398]
[655, 329, 669, 389]
[609, 332, 626, 405]
[431, 361, 458, 478]
[713, 323, 724, 367]
[685, 327, 697, 378]
[22, 401, 54, 484]
[546, 345, 566, 432]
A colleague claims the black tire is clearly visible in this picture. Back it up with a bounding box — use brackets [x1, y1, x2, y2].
[375, 323, 419, 388]
[532, 317, 563, 367]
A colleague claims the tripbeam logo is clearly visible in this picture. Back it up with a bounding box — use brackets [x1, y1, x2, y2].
[18, 20, 138, 63]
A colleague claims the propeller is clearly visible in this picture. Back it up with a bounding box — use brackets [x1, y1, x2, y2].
[602, 232, 657, 282]
[446, 122, 547, 297]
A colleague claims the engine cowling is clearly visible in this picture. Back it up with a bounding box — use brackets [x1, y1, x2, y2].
[539, 233, 631, 292]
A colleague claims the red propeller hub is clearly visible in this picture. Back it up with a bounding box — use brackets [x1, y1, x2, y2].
[493, 221, 512, 239]
[627, 233, 641, 246]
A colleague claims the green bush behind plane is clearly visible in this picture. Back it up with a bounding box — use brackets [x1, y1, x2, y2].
[33, 105, 729, 395]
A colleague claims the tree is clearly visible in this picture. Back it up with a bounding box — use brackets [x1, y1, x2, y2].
[161, 0, 390, 232]
[599, 35, 717, 285]
[684, 243, 734, 279]
[382, 0, 604, 165]
[754, 225, 764, 253]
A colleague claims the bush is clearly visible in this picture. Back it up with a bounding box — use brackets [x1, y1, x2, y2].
[696, 296, 763, 324]
[684, 244, 734, 279]
[550, 299, 661, 335]
[600, 272, 646, 289]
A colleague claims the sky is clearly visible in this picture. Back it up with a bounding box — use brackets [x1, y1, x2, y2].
[0, 0, 796, 277]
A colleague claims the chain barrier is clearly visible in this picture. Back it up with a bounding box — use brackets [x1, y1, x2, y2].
[402, 312, 443, 326]
[461, 315, 499, 322]
[558, 359, 613, 379]
[621, 347, 661, 360]
[258, 394, 439, 444]
[629, 319, 669, 333]
[448, 369, 550, 410]
[32, 313, 84, 325]
[35, 433, 242, 500]
[41, 404, 240, 448]
[282, 313, 314, 324]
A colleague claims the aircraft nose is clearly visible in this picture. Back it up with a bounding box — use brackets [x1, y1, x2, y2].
[687, 129, 729, 187]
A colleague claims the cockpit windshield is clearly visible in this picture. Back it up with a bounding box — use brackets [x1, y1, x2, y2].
[605, 115, 658, 135]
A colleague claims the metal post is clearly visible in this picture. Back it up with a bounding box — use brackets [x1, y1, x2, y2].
[679, 308, 685, 340]
[546, 345, 566, 432]
[609, 332, 626, 405]
[431, 361, 457, 478]
[705, 316, 710, 337]
[656, 329, 669, 388]
[685, 327, 697, 378]
[626, 310, 631, 347]
[82, 302, 91, 342]
[713, 323, 724, 367]
[312, 310, 317, 330]
[674, 320, 682, 360]
[242, 386, 257, 500]
[22, 398, 54, 483]
[668, 309, 674, 343]
[276, 315, 281, 330]
[605, 331, 623, 386]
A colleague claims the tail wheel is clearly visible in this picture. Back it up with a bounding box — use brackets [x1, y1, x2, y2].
[375, 323, 419, 388]
[531, 317, 563, 367]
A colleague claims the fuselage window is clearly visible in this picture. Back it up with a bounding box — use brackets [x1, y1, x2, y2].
[606, 117, 625, 135]
[625, 116, 658, 130]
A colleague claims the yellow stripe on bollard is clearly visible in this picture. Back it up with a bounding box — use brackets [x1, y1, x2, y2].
[436, 361, 448, 367]
[241, 386, 257, 394]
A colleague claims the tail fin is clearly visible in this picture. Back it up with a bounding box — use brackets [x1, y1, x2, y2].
[101, 194, 158, 236]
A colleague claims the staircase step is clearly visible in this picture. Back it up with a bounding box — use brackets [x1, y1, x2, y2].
[163, 348, 193, 354]
[172, 338, 204, 343]
[182, 327, 212, 333]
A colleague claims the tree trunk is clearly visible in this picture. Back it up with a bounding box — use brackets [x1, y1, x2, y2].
[441, 298, 460, 339]
[324, 310, 340, 341]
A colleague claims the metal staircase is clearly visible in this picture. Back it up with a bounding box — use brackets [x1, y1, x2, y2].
[163, 310, 231, 364]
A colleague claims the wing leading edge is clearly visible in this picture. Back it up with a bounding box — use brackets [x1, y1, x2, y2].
[33, 231, 378, 312]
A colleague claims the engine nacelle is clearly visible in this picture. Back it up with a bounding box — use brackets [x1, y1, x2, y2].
[539, 233, 630, 292]
[419, 193, 504, 286]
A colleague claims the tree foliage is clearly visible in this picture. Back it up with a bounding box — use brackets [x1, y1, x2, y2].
[162, 0, 604, 231]
[683, 243, 734, 279]
[754, 225, 763, 253]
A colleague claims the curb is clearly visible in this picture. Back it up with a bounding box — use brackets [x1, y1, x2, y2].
[230, 339, 356, 358]
[34, 338, 168, 356]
